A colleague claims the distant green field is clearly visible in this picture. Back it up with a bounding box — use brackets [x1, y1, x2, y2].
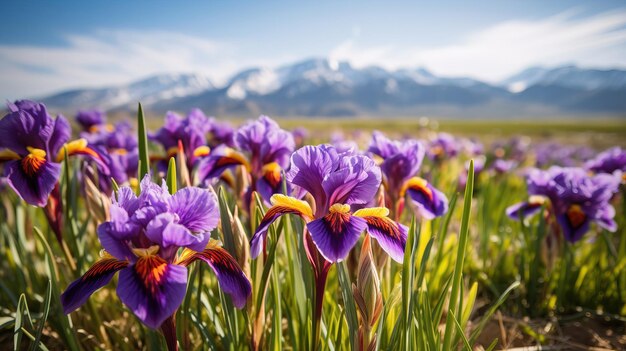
[131, 112, 626, 149]
[257, 118, 626, 149]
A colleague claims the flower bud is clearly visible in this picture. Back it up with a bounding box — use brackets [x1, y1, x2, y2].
[84, 176, 111, 223]
[228, 206, 250, 277]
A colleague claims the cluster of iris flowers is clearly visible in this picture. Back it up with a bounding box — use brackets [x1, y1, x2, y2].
[1, 99, 623, 350]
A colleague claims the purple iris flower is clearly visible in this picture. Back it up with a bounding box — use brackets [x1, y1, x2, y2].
[198, 115, 295, 204]
[207, 117, 236, 148]
[61, 176, 251, 329]
[491, 159, 518, 174]
[0, 100, 101, 206]
[81, 120, 139, 193]
[76, 109, 106, 131]
[368, 131, 448, 220]
[506, 167, 620, 242]
[250, 144, 408, 263]
[152, 110, 212, 171]
[585, 147, 626, 175]
[427, 133, 459, 162]
[292, 127, 309, 147]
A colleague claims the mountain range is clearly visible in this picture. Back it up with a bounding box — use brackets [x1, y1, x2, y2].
[38, 59, 626, 118]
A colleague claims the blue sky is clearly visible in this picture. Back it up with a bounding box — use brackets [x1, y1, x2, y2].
[1, 0, 625, 99]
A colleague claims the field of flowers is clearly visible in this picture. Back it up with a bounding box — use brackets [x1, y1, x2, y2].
[1, 100, 625, 350]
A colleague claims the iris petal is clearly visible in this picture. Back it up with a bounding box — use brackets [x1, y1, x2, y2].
[61, 257, 129, 314]
[5, 158, 61, 207]
[250, 194, 313, 258]
[145, 212, 209, 253]
[354, 207, 407, 263]
[307, 205, 367, 262]
[176, 241, 251, 309]
[405, 177, 448, 220]
[169, 187, 219, 232]
[117, 257, 188, 329]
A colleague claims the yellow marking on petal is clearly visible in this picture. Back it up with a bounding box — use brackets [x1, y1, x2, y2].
[22, 147, 47, 176]
[175, 239, 222, 265]
[193, 145, 211, 158]
[175, 248, 196, 265]
[262, 162, 282, 188]
[401, 177, 432, 199]
[129, 177, 139, 189]
[56, 138, 93, 162]
[430, 145, 443, 156]
[0, 149, 20, 160]
[112, 148, 128, 155]
[353, 207, 390, 218]
[221, 148, 251, 171]
[270, 194, 313, 219]
[167, 146, 178, 158]
[27, 147, 46, 158]
[104, 124, 114, 132]
[132, 245, 160, 257]
[528, 195, 546, 205]
[371, 154, 384, 166]
[329, 203, 351, 214]
[99, 250, 114, 259]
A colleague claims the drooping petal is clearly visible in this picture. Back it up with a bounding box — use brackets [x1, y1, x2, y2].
[177, 241, 252, 309]
[404, 177, 448, 220]
[250, 194, 313, 258]
[556, 210, 591, 243]
[5, 159, 61, 207]
[196, 147, 249, 182]
[169, 187, 219, 232]
[307, 204, 367, 262]
[505, 196, 546, 220]
[61, 257, 129, 314]
[117, 256, 188, 329]
[353, 207, 407, 263]
[145, 212, 209, 253]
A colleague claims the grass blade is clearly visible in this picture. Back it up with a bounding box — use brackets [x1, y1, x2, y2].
[137, 102, 150, 179]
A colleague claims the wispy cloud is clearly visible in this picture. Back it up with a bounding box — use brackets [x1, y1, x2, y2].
[0, 30, 266, 100]
[330, 8, 626, 82]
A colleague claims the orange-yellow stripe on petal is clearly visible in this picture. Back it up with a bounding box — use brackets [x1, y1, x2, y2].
[193, 146, 211, 158]
[401, 177, 433, 200]
[0, 149, 20, 161]
[353, 207, 390, 218]
[270, 194, 313, 219]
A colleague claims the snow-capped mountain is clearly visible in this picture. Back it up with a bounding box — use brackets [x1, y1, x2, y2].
[41, 73, 214, 110]
[39, 59, 626, 117]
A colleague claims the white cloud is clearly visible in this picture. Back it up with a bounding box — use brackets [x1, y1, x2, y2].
[0, 30, 265, 100]
[329, 8, 626, 82]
